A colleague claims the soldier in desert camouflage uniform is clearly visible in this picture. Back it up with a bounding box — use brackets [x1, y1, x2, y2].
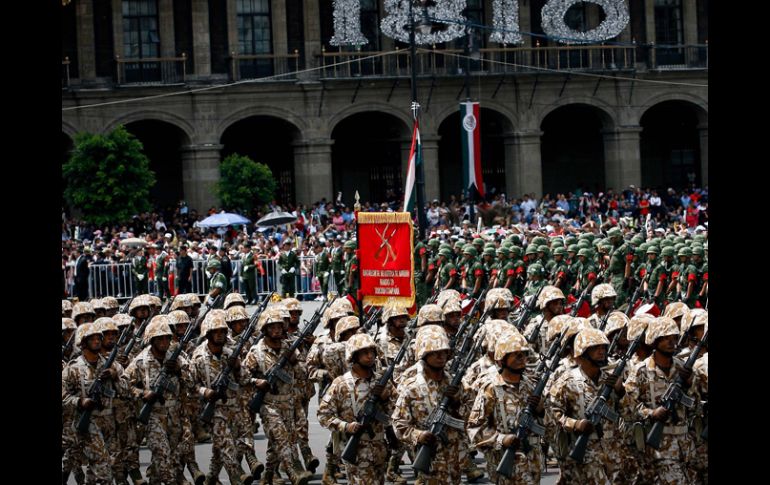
[124, 315, 194, 485]
[587, 283, 617, 329]
[318, 333, 394, 485]
[63, 299, 73, 318]
[523, 286, 565, 358]
[392, 325, 465, 484]
[624, 316, 699, 485]
[467, 329, 545, 485]
[243, 308, 313, 485]
[190, 310, 255, 485]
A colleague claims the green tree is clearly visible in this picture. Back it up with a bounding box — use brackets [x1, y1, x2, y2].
[63, 126, 156, 225]
[217, 153, 277, 212]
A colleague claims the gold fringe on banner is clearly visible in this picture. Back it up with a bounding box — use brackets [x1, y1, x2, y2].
[358, 211, 413, 225]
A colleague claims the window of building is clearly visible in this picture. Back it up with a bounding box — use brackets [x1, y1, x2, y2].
[237, 0, 273, 78]
[654, 0, 684, 64]
[122, 0, 160, 82]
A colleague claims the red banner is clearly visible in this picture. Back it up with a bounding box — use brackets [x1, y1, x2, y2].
[357, 212, 415, 308]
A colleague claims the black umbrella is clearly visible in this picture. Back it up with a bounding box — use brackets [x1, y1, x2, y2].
[256, 210, 298, 227]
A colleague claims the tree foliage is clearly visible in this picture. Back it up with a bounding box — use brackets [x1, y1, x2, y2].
[217, 153, 277, 213]
[63, 126, 156, 225]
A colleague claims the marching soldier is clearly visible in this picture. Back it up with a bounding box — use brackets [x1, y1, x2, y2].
[343, 240, 359, 299]
[206, 260, 228, 305]
[331, 238, 345, 293]
[523, 286, 565, 357]
[588, 283, 617, 329]
[63, 299, 73, 318]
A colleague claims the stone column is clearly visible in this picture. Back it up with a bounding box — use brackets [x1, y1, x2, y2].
[76, 0, 97, 80]
[602, 126, 643, 192]
[698, 123, 708, 186]
[191, 0, 211, 76]
[293, 139, 334, 205]
[520, 0, 533, 48]
[181, 144, 223, 212]
[421, 135, 441, 203]
[112, 0, 124, 60]
[504, 131, 543, 198]
[303, 0, 322, 73]
[272, 0, 288, 56]
[645, 0, 656, 44]
[226, 0, 238, 56]
[683, 0, 698, 45]
[159, 0, 176, 57]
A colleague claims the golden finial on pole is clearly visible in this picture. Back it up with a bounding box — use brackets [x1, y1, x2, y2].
[354, 190, 361, 212]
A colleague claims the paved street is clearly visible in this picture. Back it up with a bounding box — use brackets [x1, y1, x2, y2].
[67, 300, 559, 484]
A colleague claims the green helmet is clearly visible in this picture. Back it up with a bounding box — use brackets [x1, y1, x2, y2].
[660, 239, 674, 248]
[693, 235, 706, 244]
[508, 235, 521, 246]
[599, 242, 612, 253]
[473, 238, 485, 247]
[439, 249, 454, 259]
[565, 236, 577, 246]
[577, 240, 591, 250]
[665, 234, 676, 242]
[677, 247, 692, 258]
[483, 247, 496, 257]
[463, 245, 478, 257]
[550, 237, 564, 247]
[428, 239, 440, 249]
[583, 233, 596, 243]
[631, 235, 645, 246]
[577, 248, 593, 258]
[537, 244, 549, 254]
[567, 244, 579, 253]
[674, 237, 686, 245]
[207, 259, 221, 270]
[634, 247, 645, 258]
[607, 227, 622, 239]
[531, 236, 547, 247]
[553, 247, 567, 256]
[525, 245, 539, 256]
[673, 243, 685, 252]
[691, 246, 705, 256]
[439, 243, 453, 253]
[484, 242, 496, 251]
[344, 240, 357, 250]
[527, 263, 544, 276]
[646, 245, 660, 255]
[661, 246, 675, 258]
[497, 246, 510, 256]
[509, 246, 522, 257]
[454, 240, 465, 249]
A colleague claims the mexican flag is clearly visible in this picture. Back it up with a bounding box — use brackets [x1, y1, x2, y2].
[460, 101, 485, 199]
[403, 118, 421, 214]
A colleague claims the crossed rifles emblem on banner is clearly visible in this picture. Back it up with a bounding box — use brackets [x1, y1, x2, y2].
[374, 223, 398, 267]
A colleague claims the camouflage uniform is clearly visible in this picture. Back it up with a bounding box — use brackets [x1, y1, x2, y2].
[624, 319, 699, 485]
[62, 325, 127, 485]
[190, 311, 252, 484]
[243, 313, 309, 484]
[123, 318, 193, 484]
[317, 334, 394, 485]
[391, 326, 465, 484]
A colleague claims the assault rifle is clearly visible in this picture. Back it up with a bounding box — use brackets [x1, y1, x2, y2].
[449, 287, 488, 350]
[516, 284, 544, 333]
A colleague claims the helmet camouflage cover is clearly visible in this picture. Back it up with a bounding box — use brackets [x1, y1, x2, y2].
[415, 325, 450, 361]
[573, 327, 611, 358]
[345, 333, 378, 363]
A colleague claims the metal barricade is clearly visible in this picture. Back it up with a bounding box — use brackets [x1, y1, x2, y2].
[87, 263, 135, 300]
[296, 256, 322, 299]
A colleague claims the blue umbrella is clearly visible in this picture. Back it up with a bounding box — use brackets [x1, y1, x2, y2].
[197, 212, 251, 228]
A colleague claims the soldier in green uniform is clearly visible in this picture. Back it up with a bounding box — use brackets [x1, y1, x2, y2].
[676, 247, 699, 307]
[343, 240, 359, 298]
[278, 239, 300, 297]
[314, 239, 331, 297]
[549, 246, 570, 291]
[691, 246, 708, 308]
[330, 238, 345, 293]
[648, 246, 676, 307]
[523, 262, 547, 298]
[133, 248, 149, 295]
[460, 245, 485, 298]
[524, 244, 539, 268]
[566, 244, 581, 291]
[575, 248, 600, 295]
[507, 245, 527, 298]
[482, 247, 496, 287]
[491, 246, 508, 289]
[206, 259, 228, 307]
[154, 244, 169, 300]
[240, 242, 257, 304]
[425, 239, 441, 295]
[437, 249, 459, 292]
[472, 238, 485, 259]
[414, 233, 429, 307]
[605, 227, 634, 308]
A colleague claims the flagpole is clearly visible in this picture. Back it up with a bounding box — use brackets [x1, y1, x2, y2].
[464, 25, 476, 227]
[410, 0, 427, 241]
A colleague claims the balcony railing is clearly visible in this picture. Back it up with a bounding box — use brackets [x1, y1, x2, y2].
[645, 43, 708, 70]
[319, 44, 637, 79]
[228, 51, 301, 82]
[62, 57, 71, 89]
[115, 54, 187, 85]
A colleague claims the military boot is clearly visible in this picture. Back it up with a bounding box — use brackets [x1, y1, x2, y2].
[288, 466, 313, 485]
[300, 447, 319, 474]
[128, 468, 147, 485]
[464, 461, 485, 483]
[385, 455, 406, 485]
[259, 469, 274, 485]
[246, 455, 265, 480]
[187, 461, 206, 485]
[321, 462, 337, 485]
[195, 428, 212, 443]
[238, 473, 254, 485]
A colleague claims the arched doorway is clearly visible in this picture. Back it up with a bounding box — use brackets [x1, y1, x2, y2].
[640, 101, 704, 189]
[331, 112, 409, 206]
[438, 108, 511, 200]
[541, 104, 609, 196]
[124, 120, 188, 212]
[220, 116, 300, 206]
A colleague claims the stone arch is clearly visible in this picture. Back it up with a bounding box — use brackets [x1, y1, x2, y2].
[61, 121, 79, 139]
[327, 103, 412, 139]
[537, 97, 618, 131]
[104, 110, 194, 143]
[217, 105, 309, 141]
[637, 92, 708, 125]
[432, 101, 517, 135]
